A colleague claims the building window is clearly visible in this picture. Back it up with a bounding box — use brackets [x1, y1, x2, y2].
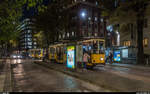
[59, 35, 61, 39]
[124, 41, 131, 46]
[143, 38, 148, 47]
[63, 33, 65, 38]
[95, 17, 98, 21]
[144, 19, 148, 28]
[96, 1, 98, 6]
[67, 32, 69, 37]
[72, 32, 74, 36]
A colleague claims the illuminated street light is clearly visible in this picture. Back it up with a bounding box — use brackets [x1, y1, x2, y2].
[80, 10, 87, 19]
[81, 12, 86, 17]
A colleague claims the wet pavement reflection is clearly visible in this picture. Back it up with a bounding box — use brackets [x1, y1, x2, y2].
[11, 59, 105, 92]
[95, 64, 150, 83]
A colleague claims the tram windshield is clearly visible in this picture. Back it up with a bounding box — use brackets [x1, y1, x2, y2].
[82, 40, 105, 54]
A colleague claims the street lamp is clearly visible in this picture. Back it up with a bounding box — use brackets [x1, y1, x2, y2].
[80, 10, 87, 19]
[81, 12, 86, 17]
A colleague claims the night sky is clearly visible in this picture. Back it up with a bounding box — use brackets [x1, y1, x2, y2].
[21, 0, 50, 20]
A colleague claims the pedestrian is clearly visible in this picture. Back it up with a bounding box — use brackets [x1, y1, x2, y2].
[83, 52, 90, 69]
[109, 52, 113, 64]
[105, 55, 109, 63]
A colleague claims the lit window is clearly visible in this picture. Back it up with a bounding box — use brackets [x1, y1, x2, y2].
[143, 38, 148, 47]
[63, 33, 65, 38]
[28, 46, 32, 49]
[28, 30, 31, 33]
[96, 1, 98, 5]
[28, 42, 32, 45]
[124, 41, 131, 46]
[67, 33, 69, 37]
[59, 35, 61, 39]
[88, 17, 91, 20]
[72, 32, 74, 36]
[27, 38, 31, 41]
[95, 17, 98, 21]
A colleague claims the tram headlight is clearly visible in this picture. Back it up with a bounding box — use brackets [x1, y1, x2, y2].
[100, 58, 104, 61]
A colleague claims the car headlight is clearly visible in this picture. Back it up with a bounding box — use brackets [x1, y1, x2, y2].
[100, 58, 104, 61]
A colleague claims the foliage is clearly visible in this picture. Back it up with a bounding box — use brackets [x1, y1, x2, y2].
[0, 0, 46, 50]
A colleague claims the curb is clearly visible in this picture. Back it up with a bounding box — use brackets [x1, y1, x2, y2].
[3, 60, 12, 92]
[34, 61, 120, 92]
[0, 60, 6, 92]
[109, 64, 150, 71]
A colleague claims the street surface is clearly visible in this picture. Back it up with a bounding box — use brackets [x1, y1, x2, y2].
[1, 58, 150, 92]
[11, 59, 108, 92]
[95, 65, 150, 83]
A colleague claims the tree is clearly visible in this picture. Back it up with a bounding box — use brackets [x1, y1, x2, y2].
[34, 0, 71, 47]
[0, 0, 46, 54]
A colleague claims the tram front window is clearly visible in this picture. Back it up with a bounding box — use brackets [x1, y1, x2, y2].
[93, 41, 104, 54]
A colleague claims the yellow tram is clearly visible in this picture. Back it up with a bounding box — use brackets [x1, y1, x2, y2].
[29, 49, 45, 59]
[48, 43, 67, 64]
[47, 38, 105, 69]
[76, 39, 105, 68]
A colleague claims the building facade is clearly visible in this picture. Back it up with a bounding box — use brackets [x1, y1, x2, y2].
[18, 18, 37, 50]
[119, 4, 150, 64]
[56, 0, 106, 43]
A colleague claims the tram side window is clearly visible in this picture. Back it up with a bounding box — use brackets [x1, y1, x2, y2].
[50, 48, 55, 54]
[99, 42, 104, 54]
[38, 50, 41, 55]
[93, 41, 98, 54]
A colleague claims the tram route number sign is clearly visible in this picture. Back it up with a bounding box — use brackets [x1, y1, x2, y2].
[67, 46, 75, 69]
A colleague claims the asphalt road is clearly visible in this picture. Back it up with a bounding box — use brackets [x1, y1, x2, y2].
[11, 59, 108, 92]
[95, 64, 150, 83]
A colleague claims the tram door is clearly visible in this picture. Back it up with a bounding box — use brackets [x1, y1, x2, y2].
[76, 45, 83, 66]
[49, 47, 56, 61]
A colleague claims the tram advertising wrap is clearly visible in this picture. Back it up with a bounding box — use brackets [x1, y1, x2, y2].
[67, 46, 75, 69]
[114, 51, 121, 62]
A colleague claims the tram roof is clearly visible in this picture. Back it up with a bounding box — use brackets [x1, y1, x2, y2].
[29, 48, 43, 51]
[78, 38, 105, 43]
[49, 43, 67, 48]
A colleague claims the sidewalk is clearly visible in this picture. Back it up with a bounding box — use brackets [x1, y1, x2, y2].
[0, 59, 12, 92]
[34, 61, 150, 91]
[107, 63, 150, 71]
[0, 60, 6, 92]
